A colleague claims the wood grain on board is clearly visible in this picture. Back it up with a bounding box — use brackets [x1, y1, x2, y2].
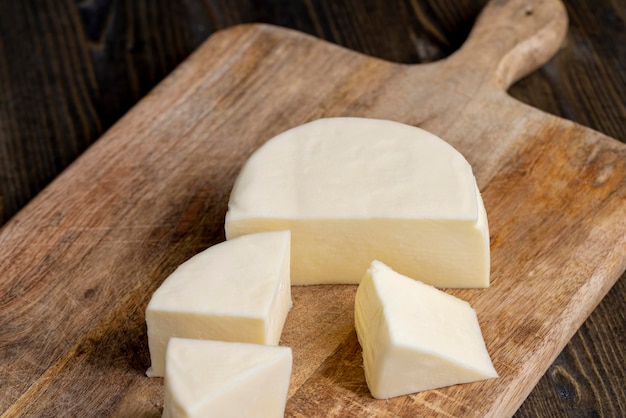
[0, 0, 624, 416]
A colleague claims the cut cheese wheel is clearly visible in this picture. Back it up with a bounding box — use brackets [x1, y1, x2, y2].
[145, 230, 292, 377]
[354, 260, 498, 399]
[225, 117, 489, 287]
[163, 338, 292, 418]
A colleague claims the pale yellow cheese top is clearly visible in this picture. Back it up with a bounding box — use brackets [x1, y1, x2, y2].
[226, 117, 480, 221]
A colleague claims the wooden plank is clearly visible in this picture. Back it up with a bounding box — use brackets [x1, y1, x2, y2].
[0, 0, 624, 416]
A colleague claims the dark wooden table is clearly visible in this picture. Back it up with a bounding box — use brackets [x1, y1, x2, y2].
[0, 1, 624, 416]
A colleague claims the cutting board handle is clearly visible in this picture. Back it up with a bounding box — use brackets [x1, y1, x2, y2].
[449, 0, 568, 90]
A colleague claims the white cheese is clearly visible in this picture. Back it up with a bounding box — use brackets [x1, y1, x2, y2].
[225, 117, 489, 287]
[162, 338, 292, 418]
[146, 230, 292, 377]
[354, 260, 498, 399]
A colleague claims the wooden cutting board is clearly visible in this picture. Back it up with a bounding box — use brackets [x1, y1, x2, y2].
[1, 0, 624, 416]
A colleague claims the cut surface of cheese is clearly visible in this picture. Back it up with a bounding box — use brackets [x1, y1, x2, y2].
[354, 260, 498, 399]
[225, 117, 489, 287]
[146, 230, 292, 377]
[162, 338, 292, 418]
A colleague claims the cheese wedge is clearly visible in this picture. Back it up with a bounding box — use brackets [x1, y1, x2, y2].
[146, 230, 292, 377]
[225, 117, 489, 287]
[355, 260, 498, 399]
[163, 338, 292, 418]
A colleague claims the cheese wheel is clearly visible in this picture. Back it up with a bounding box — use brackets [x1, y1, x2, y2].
[226, 117, 489, 287]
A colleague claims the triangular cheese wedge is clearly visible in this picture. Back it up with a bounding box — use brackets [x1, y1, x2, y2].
[225, 117, 489, 287]
[355, 260, 498, 399]
[146, 230, 292, 377]
[163, 338, 292, 418]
